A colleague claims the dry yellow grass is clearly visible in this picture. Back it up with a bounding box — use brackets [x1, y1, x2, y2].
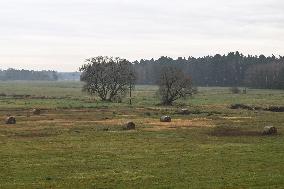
[89, 117, 215, 131]
[1, 108, 216, 132]
[221, 116, 252, 120]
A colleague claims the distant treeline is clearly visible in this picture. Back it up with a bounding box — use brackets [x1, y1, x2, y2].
[57, 72, 81, 81]
[1, 51, 284, 89]
[134, 52, 284, 89]
[0, 69, 58, 81]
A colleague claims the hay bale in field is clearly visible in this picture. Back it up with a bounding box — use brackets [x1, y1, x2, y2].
[5, 116, 16, 124]
[123, 122, 136, 130]
[263, 126, 277, 135]
[160, 115, 171, 122]
[32, 108, 41, 115]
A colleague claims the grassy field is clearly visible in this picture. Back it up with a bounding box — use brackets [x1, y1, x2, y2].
[0, 81, 283, 188]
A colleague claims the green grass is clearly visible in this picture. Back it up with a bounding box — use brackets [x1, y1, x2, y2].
[0, 81, 283, 188]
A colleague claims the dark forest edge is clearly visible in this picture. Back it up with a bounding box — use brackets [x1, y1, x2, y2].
[1, 52, 284, 89]
[135, 52, 284, 89]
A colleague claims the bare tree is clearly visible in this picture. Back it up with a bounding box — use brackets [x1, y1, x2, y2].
[157, 66, 192, 105]
[80, 56, 136, 102]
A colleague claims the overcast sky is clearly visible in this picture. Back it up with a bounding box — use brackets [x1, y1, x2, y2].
[1, 0, 284, 71]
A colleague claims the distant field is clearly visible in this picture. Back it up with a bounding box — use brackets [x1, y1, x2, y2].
[0, 81, 283, 188]
[0, 81, 84, 97]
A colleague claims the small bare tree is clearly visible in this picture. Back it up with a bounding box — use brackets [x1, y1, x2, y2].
[80, 56, 136, 102]
[157, 66, 192, 105]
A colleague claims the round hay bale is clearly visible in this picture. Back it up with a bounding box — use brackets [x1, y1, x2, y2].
[32, 108, 41, 115]
[124, 122, 135, 130]
[160, 116, 171, 122]
[263, 126, 277, 135]
[5, 116, 16, 124]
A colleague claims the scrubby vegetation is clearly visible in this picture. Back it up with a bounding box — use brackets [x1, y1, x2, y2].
[157, 66, 192, 105]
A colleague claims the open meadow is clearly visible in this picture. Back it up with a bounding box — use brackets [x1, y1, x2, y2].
[0, 81, 283, 188]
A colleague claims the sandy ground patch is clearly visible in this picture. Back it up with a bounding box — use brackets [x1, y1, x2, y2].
[144, 118, 214, 131]
[221, 116, 252, 120]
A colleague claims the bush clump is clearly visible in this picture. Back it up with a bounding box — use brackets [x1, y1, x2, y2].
[230, 87, 241, 94]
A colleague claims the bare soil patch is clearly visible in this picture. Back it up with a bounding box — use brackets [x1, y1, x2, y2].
[145, 118, 214, 131]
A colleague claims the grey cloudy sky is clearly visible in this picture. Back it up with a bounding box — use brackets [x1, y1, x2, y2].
[1, 0, 284, 71]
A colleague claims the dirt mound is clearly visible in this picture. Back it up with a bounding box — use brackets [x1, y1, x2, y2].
[264, 106, 284, 112]
[230, 104, 284, 112]
[230, 104, 256, 110]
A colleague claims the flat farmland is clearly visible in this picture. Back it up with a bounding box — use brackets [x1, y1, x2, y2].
[0, 81, 283, 188]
